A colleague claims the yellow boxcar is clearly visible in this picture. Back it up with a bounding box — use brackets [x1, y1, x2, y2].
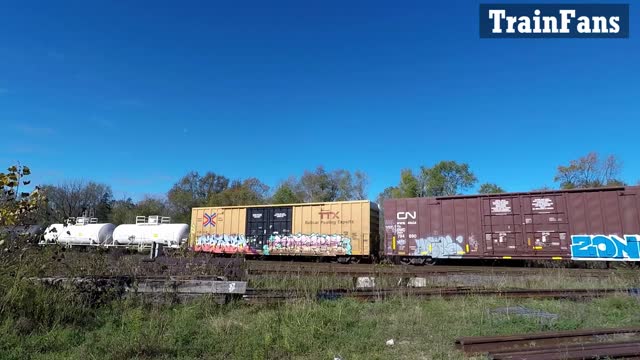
[190, 200, 380, 258]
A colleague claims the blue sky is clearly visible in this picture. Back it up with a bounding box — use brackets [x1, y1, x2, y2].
[0, 0, 638, 201]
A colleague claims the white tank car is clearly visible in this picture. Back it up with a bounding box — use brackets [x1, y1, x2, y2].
[112, 216, 188, 248]
[43, 217, 115, 246]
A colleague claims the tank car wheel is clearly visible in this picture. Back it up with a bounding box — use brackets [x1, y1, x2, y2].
[349, 257, 361, 264]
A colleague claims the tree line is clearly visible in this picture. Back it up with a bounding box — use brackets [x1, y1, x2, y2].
[0, 152, 631, 226]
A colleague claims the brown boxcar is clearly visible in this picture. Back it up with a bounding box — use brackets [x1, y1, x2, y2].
[191, 200, 380, 259]
[383, 186, 640, 262]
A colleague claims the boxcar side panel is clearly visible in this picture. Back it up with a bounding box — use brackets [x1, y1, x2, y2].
[191, 201, 375, 257]
[384, 197, 481, 259]
[520, 193, 570, 256]
[568, 188, 640, 261]
[291, 201, 372, 256]
[191, 207, 248, 253]
[384, 186, 640, 261]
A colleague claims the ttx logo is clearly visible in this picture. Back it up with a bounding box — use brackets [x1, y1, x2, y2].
[319, 210, 340, 219]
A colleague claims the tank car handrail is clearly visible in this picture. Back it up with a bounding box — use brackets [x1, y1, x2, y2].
[135, 215, 172, 225]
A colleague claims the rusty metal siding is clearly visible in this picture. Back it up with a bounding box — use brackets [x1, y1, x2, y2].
[384, 186, 640, 260]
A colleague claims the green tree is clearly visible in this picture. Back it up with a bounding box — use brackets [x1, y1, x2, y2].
[554, 152, 624, 189]
[136, 196, 169, 217]
[211, 178, 269, 206]
[394, 169, 421, 198]
[167, 171, 230, 222]
[478, 183, 505, 194]
[420, 161, 477, 196]
[299, 166, 336, 202]
[531, 186, 553, 192]
[108, 196, 172, 225]
[108, 197, 136, 225]
[376, 186, 398, 204]
[271, 181, 303, 204]
[0, 165, 43, 226]
[297, 166, 368, 202]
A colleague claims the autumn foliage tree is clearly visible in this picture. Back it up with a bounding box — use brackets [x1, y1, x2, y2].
[0, 165, 43, 226]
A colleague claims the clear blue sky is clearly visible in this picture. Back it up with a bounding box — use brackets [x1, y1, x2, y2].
[1, 1, 638, 201]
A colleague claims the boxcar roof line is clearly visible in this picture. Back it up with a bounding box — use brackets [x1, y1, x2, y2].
[192, 199, 377, 210]
[388, 186, 635, 202]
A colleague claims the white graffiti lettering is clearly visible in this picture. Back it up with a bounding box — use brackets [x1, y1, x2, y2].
[194, 233, 352, 256]
[414, 235, 465, 259]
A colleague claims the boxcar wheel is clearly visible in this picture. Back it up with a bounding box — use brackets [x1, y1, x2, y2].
[424, 257, 437, 266]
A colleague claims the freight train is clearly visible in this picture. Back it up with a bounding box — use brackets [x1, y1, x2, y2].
[384, 186, 640, 265]
[190, 200, 379, 263]
[27, 186, 640, 264]
[39, 215, 189, 249]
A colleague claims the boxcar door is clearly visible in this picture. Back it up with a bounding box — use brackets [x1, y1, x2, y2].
[246, 208, 268, 247]
[521, 194, 569, 257]
[268, 207, 293, 238]
[482, 196, 525, 257]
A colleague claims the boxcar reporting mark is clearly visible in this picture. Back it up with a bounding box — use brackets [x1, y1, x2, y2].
[203, 213, 217, 227]
[571, 235, 640, 261]
[319, 210, 339, 219]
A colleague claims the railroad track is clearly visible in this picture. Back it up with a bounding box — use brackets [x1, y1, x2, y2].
[242, 287, 640, 304]
[246, 260, 627, 277]
[456, 327, 640, 359]
[33, 275, 640, 305]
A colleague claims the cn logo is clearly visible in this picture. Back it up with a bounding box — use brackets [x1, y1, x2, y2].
[319, 210, 340, 219]
[397, 211, 416, 220]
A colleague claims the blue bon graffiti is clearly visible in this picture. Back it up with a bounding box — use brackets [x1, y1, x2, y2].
[571, 235, 640, 261]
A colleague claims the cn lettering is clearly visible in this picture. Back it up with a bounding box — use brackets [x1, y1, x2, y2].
[397, 212, 416, 220]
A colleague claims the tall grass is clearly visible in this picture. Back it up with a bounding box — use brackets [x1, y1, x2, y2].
[3, 244, 640, 359]
[2, 276, 640, 359]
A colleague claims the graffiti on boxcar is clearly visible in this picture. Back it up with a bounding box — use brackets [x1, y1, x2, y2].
[195, 234, 257, 254]
[194, 233, 352, 256]
[571, 235, 640, 261]
[414, 235, 465, 258]
[265, 233, 352, 256]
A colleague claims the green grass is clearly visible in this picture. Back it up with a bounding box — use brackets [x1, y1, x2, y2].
[3, 245, 640, 359]
[249, 269, 640, 292]
[2, 285, 640, 360]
